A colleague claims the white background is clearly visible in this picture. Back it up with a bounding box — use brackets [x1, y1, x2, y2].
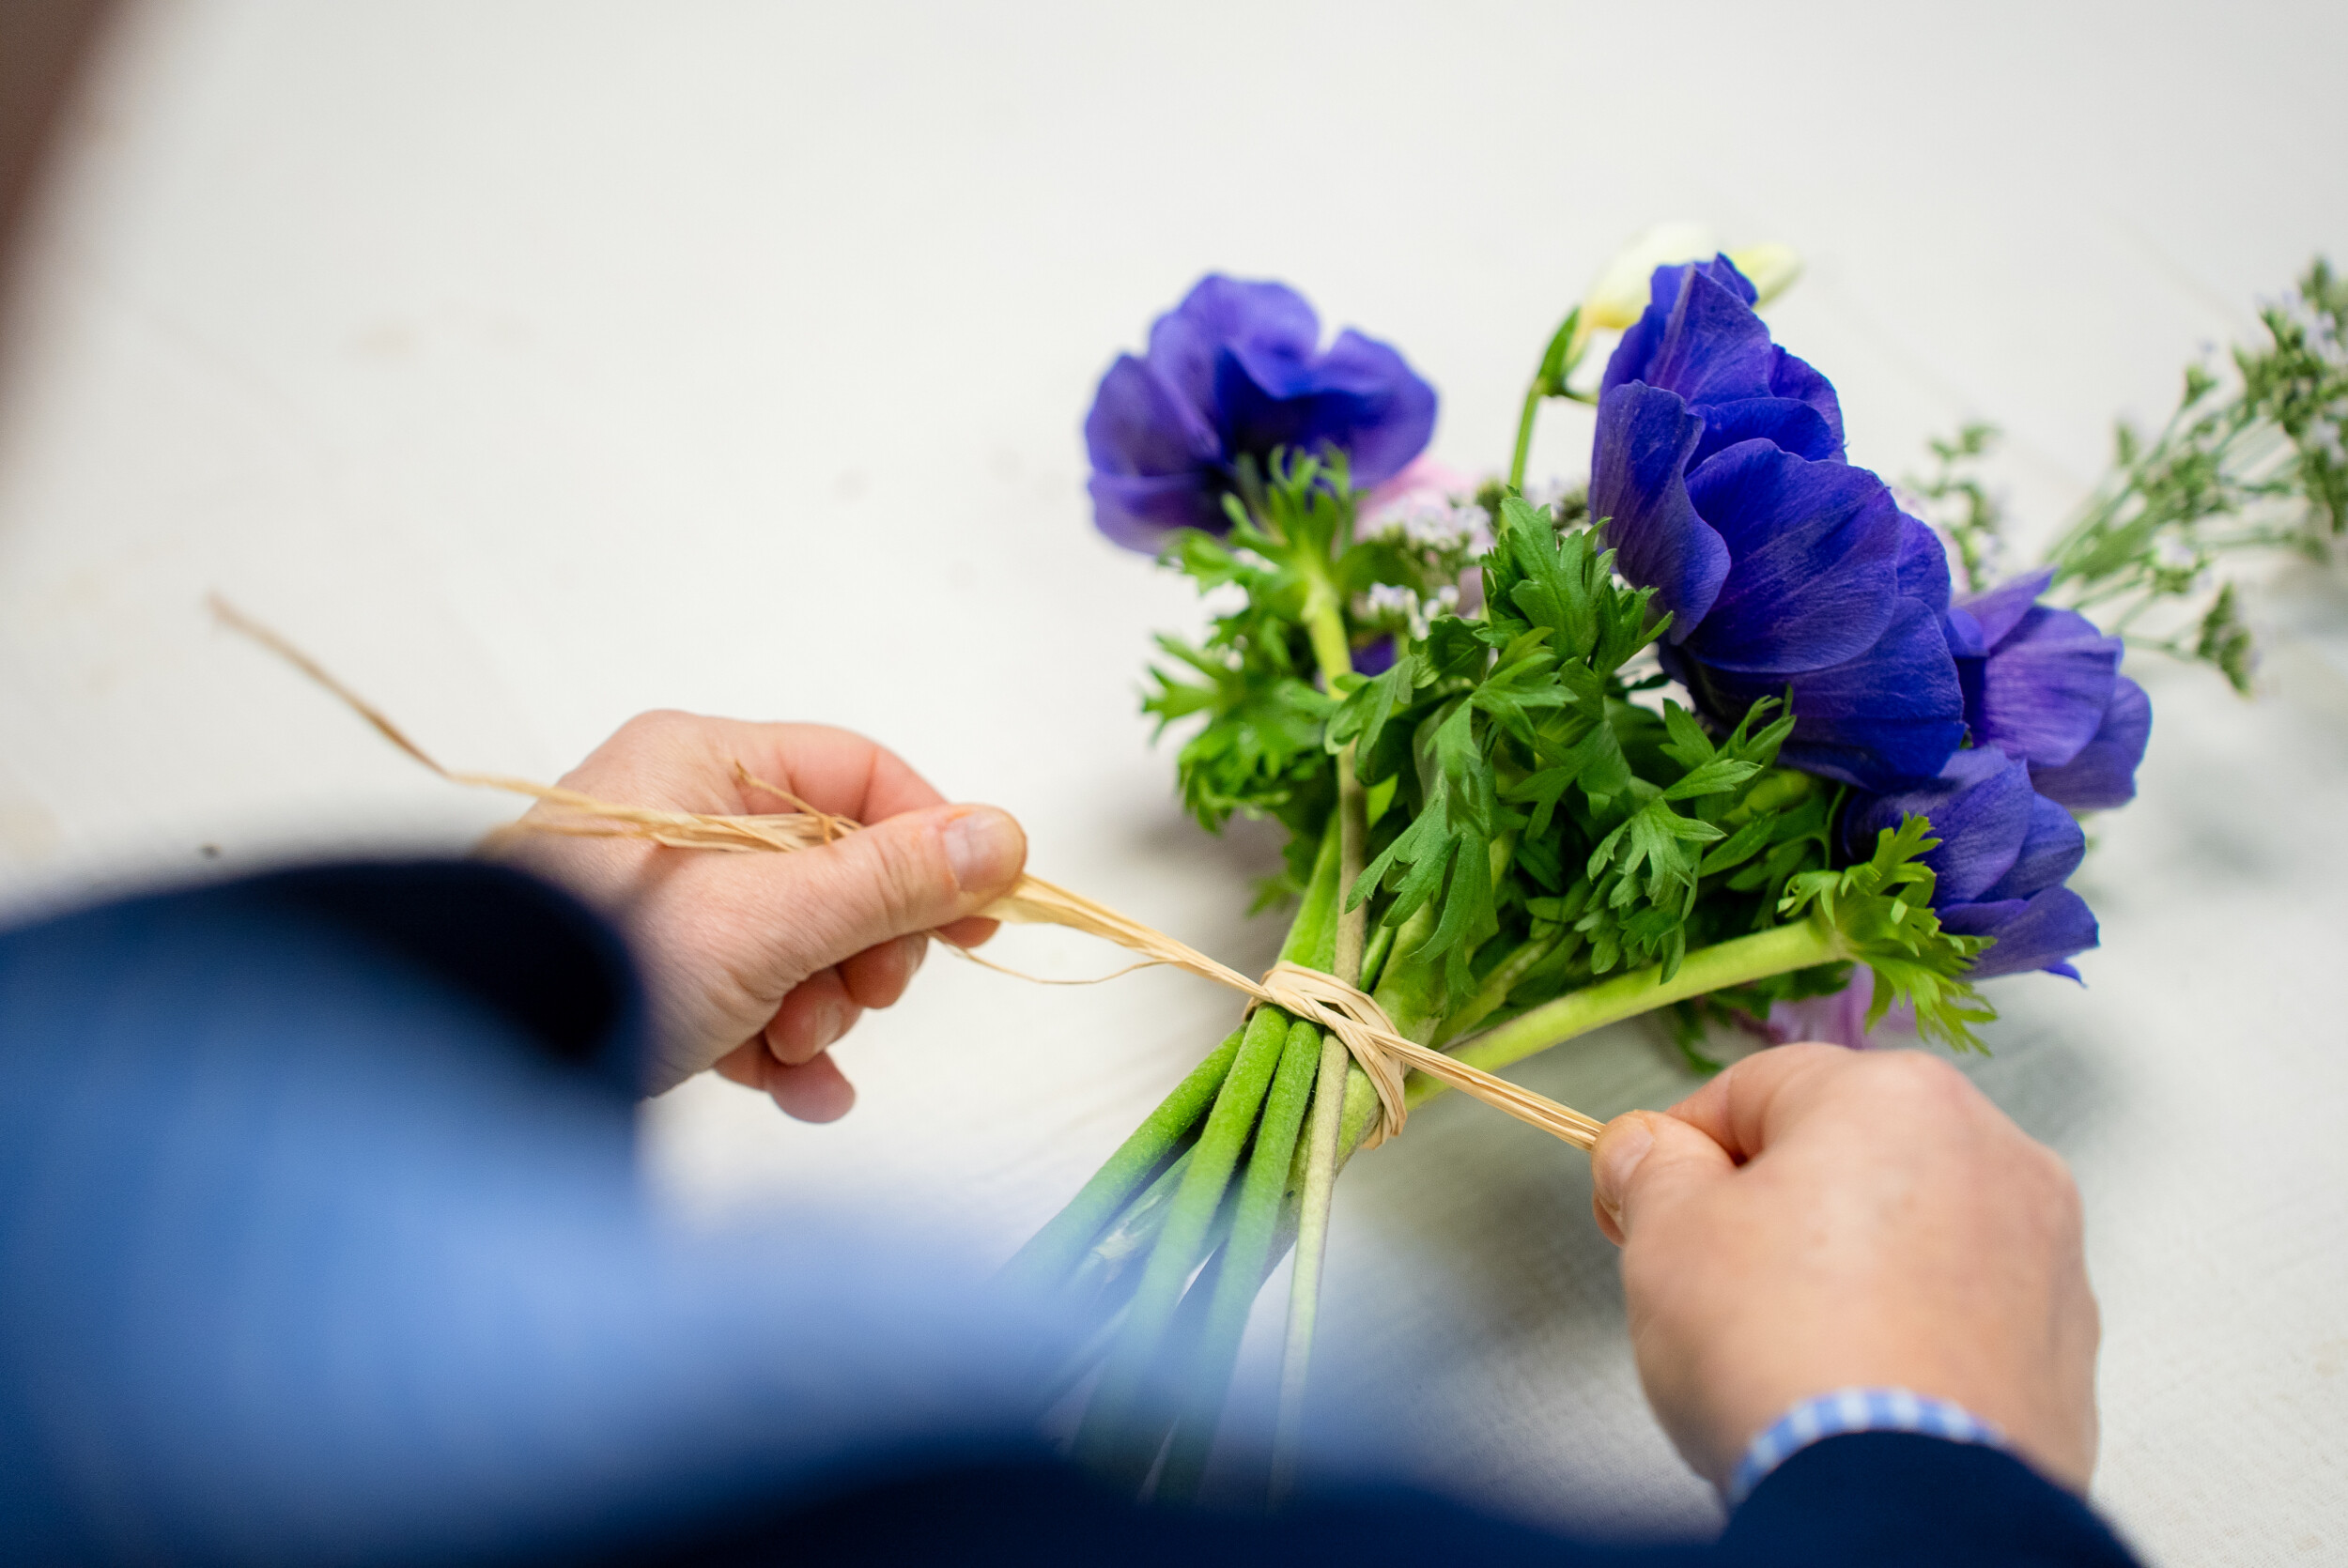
[3, 2, 2344, 1560]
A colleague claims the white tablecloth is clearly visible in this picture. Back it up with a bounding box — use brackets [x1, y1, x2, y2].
[3, 4, 2343, 1560]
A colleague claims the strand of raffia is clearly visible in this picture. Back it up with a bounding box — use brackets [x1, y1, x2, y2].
[212, 595, 1602, 1152]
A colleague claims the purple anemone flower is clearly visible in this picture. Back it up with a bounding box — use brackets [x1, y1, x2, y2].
[1946, 569, 2152, 810]
[1601, 254, 1846, 468]
[1591, 259, 1964, 791]
[1084, 275, 1438, 553]
[1847, 746, 2100, 980]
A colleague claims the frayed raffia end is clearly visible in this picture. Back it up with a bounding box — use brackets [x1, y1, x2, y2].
[210, 595, 1600, 1152]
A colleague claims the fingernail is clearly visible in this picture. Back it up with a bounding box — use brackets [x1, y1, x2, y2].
[1593, 1120, 1654, 1225]
[942, 807, 1022, 893]
[809, 999, 845, 1053]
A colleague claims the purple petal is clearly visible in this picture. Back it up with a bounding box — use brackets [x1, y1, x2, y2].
[1601, 260, 1737, 395]
[1601, 291, 1669, 399]
[1848, 746, 2032, 903]
[1942, 606, 1987, 659]
[1084, 355, 1218, 479]
[1762, 969, 1886, 1049]
[1640, 264, 1780, 407]
[1676, 598, 1965, 791]
[1601, 259, 1838, 464]
[1087, 470, 1224, 552]
[1592, 382, 1728, 638]
[2031, 675, 2152, 810]
[1681, 442, 1904, 673]
[1700, 254, 1762, 305]
[1766, 347, 1846, 457]
[1894, 513, 1954, 616]
[1308, 330, 1439, 485]
[1956, 567, 2056, 648]
[1946, 884, 2099, 979]
[1979, 791, 2086, 902]
[1687, 396, 1841, 466]
[1146, 275, 1320, 414]
[1970, 605, 2121, 769]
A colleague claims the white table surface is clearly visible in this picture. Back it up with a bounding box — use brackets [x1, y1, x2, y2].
[3, 3, 2344, 1560]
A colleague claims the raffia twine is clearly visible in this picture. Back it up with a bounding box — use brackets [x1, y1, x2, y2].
[213, 596, 1601, 1152]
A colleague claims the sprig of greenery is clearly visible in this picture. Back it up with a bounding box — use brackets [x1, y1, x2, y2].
[1141, 524, 1338, 905]
[1907, 422, 2006, 595]
[1779, 816, 1995, 1050]
[1923, 257, 2347, 694]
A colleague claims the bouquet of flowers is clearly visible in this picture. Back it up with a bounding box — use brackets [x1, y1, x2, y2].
[1006, 239, 2347, 1499]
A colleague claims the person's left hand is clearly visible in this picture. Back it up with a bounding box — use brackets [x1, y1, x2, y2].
[491, 711, 1027, 1120]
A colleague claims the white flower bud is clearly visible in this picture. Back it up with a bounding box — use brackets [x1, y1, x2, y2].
[1581, 222, 1719, 331]
[1726, 242, 1803, 308]
[1579, 226, 1805, 335]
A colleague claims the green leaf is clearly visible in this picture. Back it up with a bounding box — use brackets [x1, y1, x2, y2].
[1778, 814, 1996, 1050]
[1662, 755, 1762, 801]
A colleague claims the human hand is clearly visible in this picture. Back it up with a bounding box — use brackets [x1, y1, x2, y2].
[494, 712, 1027, 1119]
[1590, 1043, 2099, 1493]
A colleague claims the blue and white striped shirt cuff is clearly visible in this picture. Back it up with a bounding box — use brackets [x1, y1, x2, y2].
[1724, 1387, 2005, 1507]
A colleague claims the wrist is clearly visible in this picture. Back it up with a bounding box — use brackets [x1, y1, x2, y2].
[1724, 1387, 2005, 1507]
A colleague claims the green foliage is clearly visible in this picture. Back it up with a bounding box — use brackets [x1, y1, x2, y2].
[1142, 450, 1486, 902]
[1140, 527, 1338, 903]
[1142, 454, 1993, 1043]
[1906, 422, 2006, 595]
[1930, 256, 2348, 694]
[1779, 816, 1996, 1051]
[1336, 498, 1852, 1014]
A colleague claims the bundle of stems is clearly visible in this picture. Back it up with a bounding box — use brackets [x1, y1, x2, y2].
[1003, 807, 1846, 1501]
[1001, 462, 1904, 1500]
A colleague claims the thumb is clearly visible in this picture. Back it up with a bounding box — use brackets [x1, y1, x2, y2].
[1591, 1109, 1737, 1245]
[728, 803, 1027, 977]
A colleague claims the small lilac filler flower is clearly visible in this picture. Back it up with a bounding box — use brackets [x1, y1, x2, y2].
[1591, 257, 1965, 790]
[1084, 276, 1438, 553]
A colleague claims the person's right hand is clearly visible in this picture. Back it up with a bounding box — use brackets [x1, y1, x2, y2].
[1590, 1043, 2100, 1494]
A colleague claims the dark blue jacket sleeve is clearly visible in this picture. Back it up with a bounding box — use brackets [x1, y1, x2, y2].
[0, 863, 2140, 1567]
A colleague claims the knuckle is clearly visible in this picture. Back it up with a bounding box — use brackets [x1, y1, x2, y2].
[613, 708, 696, 747]
[1866, 1049, 1975, 1114]
[853, 820, 949, 931]
[2033, 1147, 2084, 1223]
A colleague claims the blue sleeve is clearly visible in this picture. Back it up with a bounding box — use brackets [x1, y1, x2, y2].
[0, 862, 1065, 1564]
[1720, 1432, 2142, 1566]
[0, 863, 2141, 1567]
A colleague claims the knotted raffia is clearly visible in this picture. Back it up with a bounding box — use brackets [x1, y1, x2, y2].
[214, 597, 1603, 1152]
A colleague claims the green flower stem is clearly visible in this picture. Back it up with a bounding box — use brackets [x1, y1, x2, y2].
[1155, 1017, 1324, 1500]
[1064, 1145, 1195, 1312]
[1403, 918, 1845, 1112]
[1068, 818, 1344, 1475]
[1003, 1028, 1244, 1294]
[1300, 576, 1353, 689]
[1273, 734, 1369, 1495]
[1074, 1006, 1294, 1474]
[1058, 825, 1346, 1484]
[1014, 818, 1342, 1300]
[1509, 381, 1544, 495]
[1282, 812, 1346, 970]
[1509, 306, 1583, 494]
[1357, 919, 1397, 992]
[1429, 933, 1561, 1048]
